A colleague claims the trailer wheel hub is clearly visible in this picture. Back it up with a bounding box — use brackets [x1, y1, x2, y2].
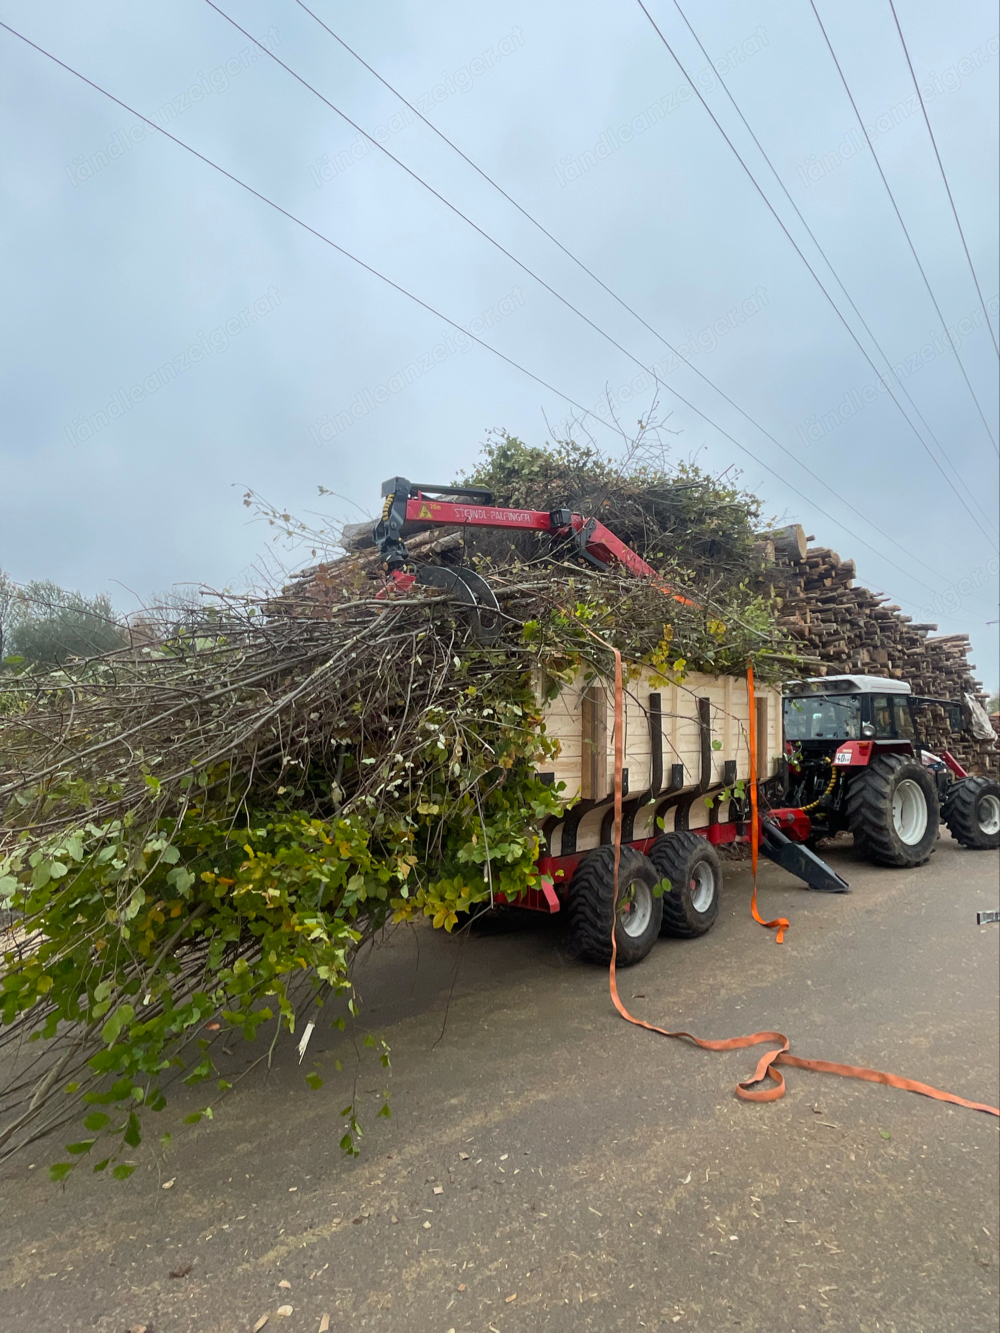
[892, 778, 928, 845]
[690, 862, 716, 913]
[618, 878, 654, 938]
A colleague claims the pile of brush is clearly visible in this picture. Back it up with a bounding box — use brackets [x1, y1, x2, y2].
[0, 434, 791, 1170]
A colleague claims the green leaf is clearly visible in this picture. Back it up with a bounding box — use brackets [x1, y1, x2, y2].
[305, 1072, 323, 1090]
[101, 1004, 135, 1046]
[83, 1112, 110, 1132]
[124, 1111, 142, 1148]
[377, 1102, 392, 1119]
[92, 1158, 110, 1173]
[48, 1162, 73, 1182]
[112, 1163, 137, 1180]
[66, 1139, 95, 1155]
[183, 1112, 203, 1124]
[879, 1129, 891, 1140]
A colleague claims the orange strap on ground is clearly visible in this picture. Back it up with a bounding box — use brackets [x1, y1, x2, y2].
[606, 647, 999, 1118]
[746, 660, 789, 943]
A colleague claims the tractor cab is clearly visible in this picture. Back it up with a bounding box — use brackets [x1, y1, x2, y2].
[783, 675, 916, 752]
[782, 675, 965, 757]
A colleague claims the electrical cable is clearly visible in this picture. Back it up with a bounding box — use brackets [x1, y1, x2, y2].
[669, 0, 999, 537]
[290, 0, 990, 578]
[0, 27, 614, 444]
[887, 0, 1000, 368]
[635, 0, 998, 545]
[0, 19, 983, 609]
[202, 0, 983, 589]
[199, 0, 667, 417]
[809, 0, 999, 455]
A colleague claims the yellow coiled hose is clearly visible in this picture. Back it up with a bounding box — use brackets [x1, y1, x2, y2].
[801, 756, 838, 813]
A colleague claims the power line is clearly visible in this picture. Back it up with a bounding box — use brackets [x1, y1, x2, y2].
[205, 0, 986, 590]
[0, 20, 976, 605]
[200, 1, 665, 414]
[809, 0, 999, 455]
[291, 1, 995, 571]
[634, 0, 998, 545]
[887, 0, 1000, 368]
[669, 0, 999, 539]
[201, 1, 986, 594]
[0, 28, 616, 440]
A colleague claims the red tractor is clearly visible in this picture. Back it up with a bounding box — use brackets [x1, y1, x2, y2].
[776, 675, 1000, 864]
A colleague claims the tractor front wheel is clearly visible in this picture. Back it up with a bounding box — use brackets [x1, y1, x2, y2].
[847, 754, 939, 867]
[942, 776, 1000, 850]
[566, 845, 662, 966]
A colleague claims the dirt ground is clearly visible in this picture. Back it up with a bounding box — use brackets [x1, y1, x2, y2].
[2, 831, 998, 1333]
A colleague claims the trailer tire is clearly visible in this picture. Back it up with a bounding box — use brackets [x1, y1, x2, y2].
[648, 832, 722, 938]
[847, 754, 939, 867]
[566, 845, 662, 967]
[942, 776, 1000, 850]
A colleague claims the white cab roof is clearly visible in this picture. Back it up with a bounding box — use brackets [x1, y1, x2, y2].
[786, 675, 911, 696]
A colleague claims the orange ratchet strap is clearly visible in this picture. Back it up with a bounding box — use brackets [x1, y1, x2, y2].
[747, 659, 789, 943]
[605, 647, 999, 1118]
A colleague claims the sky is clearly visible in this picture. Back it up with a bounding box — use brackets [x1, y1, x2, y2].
[2, 0, 998, 689]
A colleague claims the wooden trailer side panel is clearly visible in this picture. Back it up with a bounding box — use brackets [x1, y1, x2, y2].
[537, 667, 782, 855]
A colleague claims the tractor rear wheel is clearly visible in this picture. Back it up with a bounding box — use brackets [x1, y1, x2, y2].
[648, 832, 722, 938]
[566, 845, 662, 966]
[942, 777, 1000, 850]
[847, 754, 939, 867]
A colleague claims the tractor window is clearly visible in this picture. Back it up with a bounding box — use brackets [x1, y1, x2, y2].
[871, 695, 894, 737]
[892, 697, 915, 739]
[783, 695, 861, 740]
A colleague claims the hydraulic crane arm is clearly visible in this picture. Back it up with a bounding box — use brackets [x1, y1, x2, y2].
[373, 476, 662, 580]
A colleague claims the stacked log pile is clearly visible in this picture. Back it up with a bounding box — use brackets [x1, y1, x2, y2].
[770, 526, 998, 777]
[269, 527, 464, 615]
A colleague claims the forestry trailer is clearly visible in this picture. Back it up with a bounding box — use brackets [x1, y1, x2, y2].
[369, 480, 997, 969]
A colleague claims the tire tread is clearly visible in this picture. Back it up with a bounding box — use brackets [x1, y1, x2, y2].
[566, 845, 661, 966]
[846, 753, 938, 867]
[942, 776, 1000, 850]
[648, 832, 721, 938]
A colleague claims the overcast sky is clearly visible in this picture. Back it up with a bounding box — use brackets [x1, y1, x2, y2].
[2, 0, 998, 687]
